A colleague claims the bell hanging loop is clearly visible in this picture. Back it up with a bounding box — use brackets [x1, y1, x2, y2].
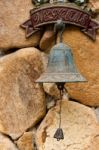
[54, 19, 65, 43]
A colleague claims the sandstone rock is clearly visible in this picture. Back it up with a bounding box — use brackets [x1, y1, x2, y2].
[36, 100, 99, 150]
[0, 133, 18, 150]
[61, 26, 99, 106]
[39, 26, 55, 52]
[94, 107, 99, 122]
[41, 53, 48, 71]
[0, 51, 5, 57]
[16, 130, 36, 150]
[92, 135, 99, 150]
[0, 0, 41, 51]
[0, 47, 46, 139]
[46, 94, 56, 110]
[89, 0, 99, 13]
[43, 83, 60, 99]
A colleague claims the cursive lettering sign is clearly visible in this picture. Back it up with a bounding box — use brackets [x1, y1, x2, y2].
[21, 5, 99, 40]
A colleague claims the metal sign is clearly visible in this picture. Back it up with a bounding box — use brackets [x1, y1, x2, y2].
[21, 4, 99, 40]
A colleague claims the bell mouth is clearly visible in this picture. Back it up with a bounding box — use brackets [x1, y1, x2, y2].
[36, 73, 87, 83]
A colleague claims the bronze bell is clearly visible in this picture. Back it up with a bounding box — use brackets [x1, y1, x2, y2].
[36, 42, 86, 83]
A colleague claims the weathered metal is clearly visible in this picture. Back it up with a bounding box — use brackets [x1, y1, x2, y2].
[21, 4, 99, 40]
[36, 43, 87, 83]
[54, 128, 64, 141]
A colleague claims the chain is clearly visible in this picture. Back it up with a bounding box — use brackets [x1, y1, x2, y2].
[59, 89, 63, 128]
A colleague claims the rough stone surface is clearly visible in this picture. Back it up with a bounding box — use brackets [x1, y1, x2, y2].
[0, 133, 18, 150]
[0, 47, 46, 139]
[92, 135, 99, 150]
[36, 100, 99, 150]
[46, 94, 56, 110]
[0, 0, 41, 51]
[95, 107, 99, 122]
[39, 26, 55, 52]
[89, 0, 99, 13]
[61, 26, 99, 106]
[43, 83, 60, 99]
[16, 130, 36, 150]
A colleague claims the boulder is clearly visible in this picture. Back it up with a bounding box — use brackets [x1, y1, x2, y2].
[0, 0, 41, 51]
[16, 130, 36, 150]
[61, 26, 99, 106]
[36, 100, 99, 150]
[0, 47, 46, 139]
[46, 94, 56, 110]
[43, 83, 60, 99]
[94, 107, 99, 122]
[39, 18, 99, 106]
[0, 133, 18, 150]
[89, 0, 99, 13]
[39, 26, 55, 52]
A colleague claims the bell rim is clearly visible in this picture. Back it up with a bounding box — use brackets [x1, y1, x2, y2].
[36, 73, 87, 83]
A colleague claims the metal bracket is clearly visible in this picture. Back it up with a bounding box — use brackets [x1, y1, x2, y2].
[54, 19, 65, 44]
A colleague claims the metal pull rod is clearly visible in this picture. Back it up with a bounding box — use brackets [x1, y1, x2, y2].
[53, 83, 65, 141]
[54, 19, 65, 44]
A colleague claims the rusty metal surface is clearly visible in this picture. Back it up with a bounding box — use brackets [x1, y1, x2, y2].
[36, 43, 87, 83]
[21, 4, 99, 40]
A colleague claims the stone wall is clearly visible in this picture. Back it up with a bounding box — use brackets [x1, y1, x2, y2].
[0, 0, 99, 150]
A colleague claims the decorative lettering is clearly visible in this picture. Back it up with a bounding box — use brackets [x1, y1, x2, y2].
[21, 5, 99, 40]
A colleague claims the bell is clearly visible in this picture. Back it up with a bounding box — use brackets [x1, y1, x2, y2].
[36, 43, 86, 83]
[36, 20, 86, 142]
